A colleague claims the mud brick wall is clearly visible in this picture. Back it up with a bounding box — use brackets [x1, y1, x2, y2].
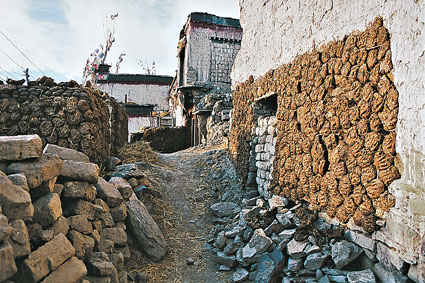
[134, 126, 191, 153]
[0, 85, 128, 164]
[230, 18, 399, 232]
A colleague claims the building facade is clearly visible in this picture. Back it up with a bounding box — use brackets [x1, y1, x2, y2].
[98, 73, 173, 140]
[169, 12, 242, 145]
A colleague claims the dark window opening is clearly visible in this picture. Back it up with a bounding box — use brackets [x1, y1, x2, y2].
[179, 47, 186, 86]
[253, 92, 278, 117]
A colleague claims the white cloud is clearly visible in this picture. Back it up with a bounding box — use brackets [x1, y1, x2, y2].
[0, 0, 239, 83]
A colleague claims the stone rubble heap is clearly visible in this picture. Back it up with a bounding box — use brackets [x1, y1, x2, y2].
[209, 189, 410, 283]
[0, 134, 167, 283]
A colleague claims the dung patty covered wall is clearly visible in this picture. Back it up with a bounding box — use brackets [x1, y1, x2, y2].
[230, 1, 425, 280]
[0, 85, 128, 164]
[231, 17, 399, 232]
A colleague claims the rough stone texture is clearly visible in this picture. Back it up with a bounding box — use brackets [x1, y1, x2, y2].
[332, 240, 363, 268]
[69, 215, 93, 234]
[100, 227, 127, 247]
[125, 200, 167, 261]
[214, 251, 236, 267]
[7, 173, 29, 191]
[304, 252, 329, 270]
[51, 216, 70, 236]
[250, 116, 278, 199]
[41, 256, 87, 283]
[22, 233, 75, 282]
[61, 160, 99, 184]
[287, 239, 309, 259]
[347, 269, 376, 283]
[233, 267, 249, 283]
[242, 228, 272, 261]
[0, 85, 127, 164]
[373, 262, 409, 283]
[0, 172, 34, 221]
[68, 230, 95, 260]
[288, 257, 304, 272]
[95, 178, 123, 208]
[0, 213, 12, 242]
[63, 181, 96, 201]
[0, 134, 42, 161]
[255, 249, 285, 283]
[65, 200, 99, 221]
[110, 203, 127, 222]
[108, 177, 133, 200]
[0, 242, 17, 282]
[33, 193, 62, 227]
[43, 144, 90, 163]
[9, 219, 31, 257]
[210, 202, 241, 218]
[231, 0, 425, 274]
[7, 153, 62, 189]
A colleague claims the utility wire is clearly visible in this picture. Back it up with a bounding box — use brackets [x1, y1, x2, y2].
[0, 66, 18, 79]
[0, 47, 25, 70]
[0, 29, 45, 76]
[0, 72, 7, 81]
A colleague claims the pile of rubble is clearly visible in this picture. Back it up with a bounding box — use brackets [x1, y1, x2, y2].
[0, 134, 167, 283]
[208, 188, 409, 282]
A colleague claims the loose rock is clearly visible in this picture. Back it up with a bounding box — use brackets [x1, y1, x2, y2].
[125, 200, 167, 261]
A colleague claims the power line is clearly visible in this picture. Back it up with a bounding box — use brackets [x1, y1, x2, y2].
[0, 29, 45, 76]
[0, 47, 25, 71]
[0, 66, 18, 79]
[0, 72, 7, 81]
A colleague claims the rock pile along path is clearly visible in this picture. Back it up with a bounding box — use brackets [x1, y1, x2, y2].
[127, 143, 239, 283]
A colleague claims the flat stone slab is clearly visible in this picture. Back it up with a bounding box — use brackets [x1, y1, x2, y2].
[126, 199, 167, 261]
[41, 256, 87, 283]
[60, 160, 99, 184]
[63, 181, 96, 201]
[23, 233, 75, 282]
[7, 153, 63, 189]
[287, 239, 309, 259]
[43, 144, 90, 163]
[0, 134, 42, 161]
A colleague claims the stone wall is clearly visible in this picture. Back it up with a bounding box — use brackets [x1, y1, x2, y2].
[0, 85, 127, 164]
[230, 1, 425, 280]
[0, 135, 167, 282]
[249, 116, 277, 200]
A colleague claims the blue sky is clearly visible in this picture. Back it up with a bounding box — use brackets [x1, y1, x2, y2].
[0, 0, 240, 83]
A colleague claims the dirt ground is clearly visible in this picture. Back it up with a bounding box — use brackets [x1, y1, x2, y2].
[126, 143, 235, 283]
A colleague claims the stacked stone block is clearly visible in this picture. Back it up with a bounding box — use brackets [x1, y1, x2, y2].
[0, 135, 167, 283]
[249, 116, 277, 199]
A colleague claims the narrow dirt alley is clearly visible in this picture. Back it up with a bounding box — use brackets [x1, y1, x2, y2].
[126, 144, 241, 283]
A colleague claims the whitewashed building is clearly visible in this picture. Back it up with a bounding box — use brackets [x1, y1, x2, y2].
[98, 73, 173, 139]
